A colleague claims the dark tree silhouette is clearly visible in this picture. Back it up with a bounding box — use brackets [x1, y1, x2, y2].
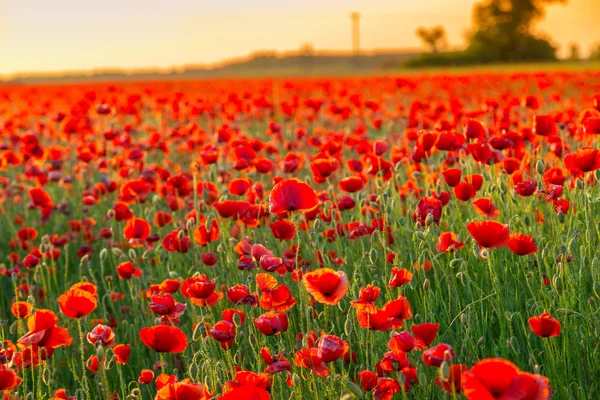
[467, 0, 567, 62]
[416, 26, 448, 53]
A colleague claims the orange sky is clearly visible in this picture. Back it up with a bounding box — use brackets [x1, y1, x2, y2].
[1, 0, 598, 76]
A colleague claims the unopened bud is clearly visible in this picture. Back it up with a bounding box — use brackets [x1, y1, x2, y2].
[535, 160, 545, 175]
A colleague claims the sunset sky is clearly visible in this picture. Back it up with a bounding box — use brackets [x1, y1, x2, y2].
[1, 0, 598, 76]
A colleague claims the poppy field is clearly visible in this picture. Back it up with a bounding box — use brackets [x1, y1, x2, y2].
[1, 71, 600, 400]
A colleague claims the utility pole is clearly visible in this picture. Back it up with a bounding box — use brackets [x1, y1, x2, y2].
[350, 12, 360, 55]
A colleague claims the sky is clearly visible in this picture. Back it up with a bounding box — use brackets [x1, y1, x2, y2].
[1, 0, 598, 76]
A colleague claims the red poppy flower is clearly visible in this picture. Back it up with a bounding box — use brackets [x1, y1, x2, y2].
[181, 275, 216, 299]
[210, 320, 236, 349]
[464, 119, 485, 139]
[374, 377, 402, 399]
[18, 309, 73, 349]
[388, 331, 415, 353]
[382, 297, 413, 329]
[113, 344, 130, 364]
[220, 386, 270, 400]
[116, 261, 143, 280]
[528, 312, 560, 337]
[226, 284, 258, 306]
[123, 217, 151, 240]
[294, 348, 330, 377]
[414, 196, 443, 226]
[11, 301, 33, 319]
[412, 322, 440, 349]
[269, 220, 296, 241]
[338, 175, 366, 193]
[532, 114, 556, 136]
[0, 365, 22, 391]
[149, 293, 187, 322]
[466, 220, 510, 249]
[472, 198, 500, 218]
[138, 369, 154, 384]
[467, 141, 492, 164]
[356, 309, 393, 331]
[388, 267, 413, 287]
[461, 358, 551, 400]
[508, 233, 538, 256]
[357, 370, 378, 391]
[442, 168, 462, 187]
[317, 334, 348, 362]
[228, 178, 252, 196]
[422, 343, 455, 367]
[310, 158, 340, 181]
[58, 286, 97, 319]
[139, 325, 188, 353]
[436, 232, 465, 253]
[156, 380, 211, 400]
[87, 324, 115, 346]
[564, 147, 600, 174]
[303, 268, 348, 305]
[464, 174, 483, 191]
[453, 182, 476, 201]
[350, 284, 381, 313]
[514, 181, 537, 197]
[254, 312, 289, 336]
[193, 219, 219, 246]
[17, 227, 38, 241]
[153, 211, 173, 227]
[269, 178, 319, 214]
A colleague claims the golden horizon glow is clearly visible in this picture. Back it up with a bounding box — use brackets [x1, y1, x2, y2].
[1, 0, 598, 77]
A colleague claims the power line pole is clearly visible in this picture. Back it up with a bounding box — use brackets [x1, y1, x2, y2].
[350, 12, 360, 55]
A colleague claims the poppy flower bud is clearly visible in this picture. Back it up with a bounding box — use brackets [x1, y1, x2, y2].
[595, 169, 600, 182]
[460, 313, 468, 326]
[112, 248, 123, 257]
[99, 248, 108, 261]
[557, 212, 565, 224]
[131, 388, 141, 397]
[440, 361, 450, 380]
[369, 249, 378, 263]
[423, 279, 430, 292]
[345, 380, 363, 398]
[188, 363, 198, 378]
[11, 272, 18, 282]
[292, 373, 301, 385]
[344, 317, 353, 336]
[593, 281, 600, 299]
[576, 178, 584, 190]
[477, 337, 485, 346]
[106, 209, 115, 219]
[480, 249, 489, 259]
[96, 345, 105, 359]
[80, 254, 89, 265]
[416, 231, 426, 241]
[449, 258, 461, 268]
[536, 160, 545, 175]
[142, 249, 153, 260]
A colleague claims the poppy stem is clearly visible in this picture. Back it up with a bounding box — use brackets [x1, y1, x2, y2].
[77, 318, 91, 400]
[160, 353, 166, 374]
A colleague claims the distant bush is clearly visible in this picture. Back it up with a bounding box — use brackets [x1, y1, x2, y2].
[405, 51, 480, 67]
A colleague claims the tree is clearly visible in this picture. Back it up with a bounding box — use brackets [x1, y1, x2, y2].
[568, 43, 580, 61]
[467, 0, 567, 62]
[590, 43, 600, 60]
[416, 26, 448, 53]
